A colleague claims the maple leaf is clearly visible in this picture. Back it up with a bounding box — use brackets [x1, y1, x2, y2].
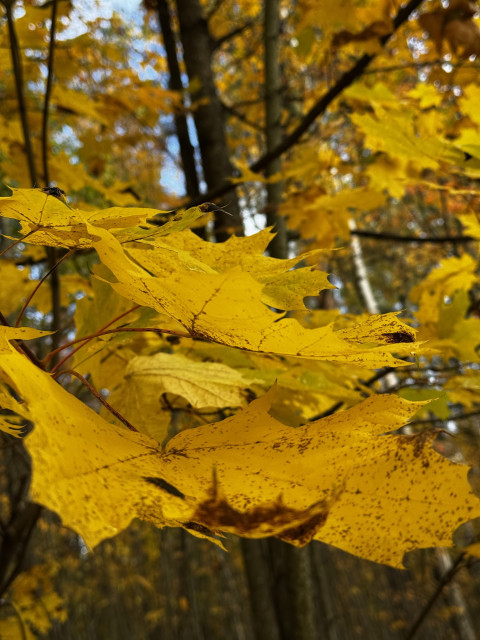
[91, 225, 420, 366]
[0, 187, 206, 248]
[1, 328, 478, 567]
[139, 226, 334, 310]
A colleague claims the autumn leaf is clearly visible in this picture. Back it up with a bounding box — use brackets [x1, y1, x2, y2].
[2, 325, 477, 567]
[0, 326, 195, 546]
[135, 226, 334, 310]
[0, 187, 206, 248]
[91, 225, 419, 366]
[105, 351, 258, 441]
[117, 351, 255, 410]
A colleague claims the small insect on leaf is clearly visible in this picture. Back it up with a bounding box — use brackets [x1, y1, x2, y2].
[381, 331, 415, 344]
[41, 187, 67, 203]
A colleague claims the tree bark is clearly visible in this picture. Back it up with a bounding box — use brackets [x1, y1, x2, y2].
[264, 0, 287, 259]
[175, 0, 243, 240]
[156, 0, 200, 200]
[241, 538, 281, 640]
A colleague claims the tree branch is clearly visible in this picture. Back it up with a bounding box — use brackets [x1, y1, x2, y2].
[405, 553, 466, 640]
[351, 230, 475, 243]
[0, 310, 45, 370]
[213, 20, 255, 49]
[365, 59, 480, 75]
[55, 369, 139, 432]
[222, 100, 263, 131]
[409, 410, 480, 427]
[15, 250, 73, 328]
[41, 0, 58, 186]
[42, 0, 62, 357]
[180, 0, 426, 208]
[3, 0, 37, 186]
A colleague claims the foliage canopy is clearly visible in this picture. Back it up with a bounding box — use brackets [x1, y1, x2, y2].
[1, 0, 480, 635]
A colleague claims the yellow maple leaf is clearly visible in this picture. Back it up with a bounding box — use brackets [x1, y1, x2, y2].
[284, 187, 386, 248]
[2, 328, 478, 566]
[92, 226, 419, 366]
[137, 227, 334, 310]
[411, 254, 477, 329]
[0, 187, 205, 248]
[0, 326, 195, 546]
[168, 388, 480, 567]
[351, 108, 463, 171]
[118, 352, 254, 412]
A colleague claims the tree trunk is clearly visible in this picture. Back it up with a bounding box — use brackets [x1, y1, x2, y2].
[175, 0, 243, 240]
[156, 0, 200, 201]
[241, 538, 281, 640]
[264, 0, 287, 259]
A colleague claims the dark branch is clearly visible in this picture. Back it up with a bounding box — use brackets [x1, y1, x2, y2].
[365, 59, 480, 75]
[409, 410, 480, 427]
[406, 553, 466, 640]
[180, 0, 426, 208]
[213, 20, 255, 49]
[3, 0, 37, 186]
[41, 0, 58, 186]
[351, 230, 475, 243]
[42, 1, 62, 356]
[222, 100, 263, 131]
[56, 369, 139, 432]
[206, 0, 226, 20]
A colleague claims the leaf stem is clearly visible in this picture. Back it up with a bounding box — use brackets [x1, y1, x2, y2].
[49, 325, 192, 374]
[15, 249, 73, 328]
[43, 304, 142, 367]
[55, 369, 139, 432]
[0, 309, 45, 369]
[0, 232, 34, 259]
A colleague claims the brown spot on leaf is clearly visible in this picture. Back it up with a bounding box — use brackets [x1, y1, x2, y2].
[278, 512, 329, 546]
[381, 331, 414, 344]
[191, 481, 333, 543]
[183, 521, 217, 538]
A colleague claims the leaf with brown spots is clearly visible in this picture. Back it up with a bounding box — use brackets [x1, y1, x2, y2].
[2, 327, 477, 566]
[91, 227, 421, 367]
[166, 388, 480, 567]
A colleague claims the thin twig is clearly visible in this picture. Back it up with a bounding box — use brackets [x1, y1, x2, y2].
[0, 232, 34, 259]
[365, 59, 480, 75]
[0, 309, 45, 369]
[213, 20, 255, 49]
[15, 250, 73, 327]
[405, 552, 466, 640]
[409, 410, 480, 427]
[55, 369, 139, 432]
[311, 366, 397, 420]
[0, 600, 27, 640]
[43, 304, 141, 367]
[50, 325, 192, 374]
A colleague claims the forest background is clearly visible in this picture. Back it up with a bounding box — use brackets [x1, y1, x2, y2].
[1, 0, 480, 638]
